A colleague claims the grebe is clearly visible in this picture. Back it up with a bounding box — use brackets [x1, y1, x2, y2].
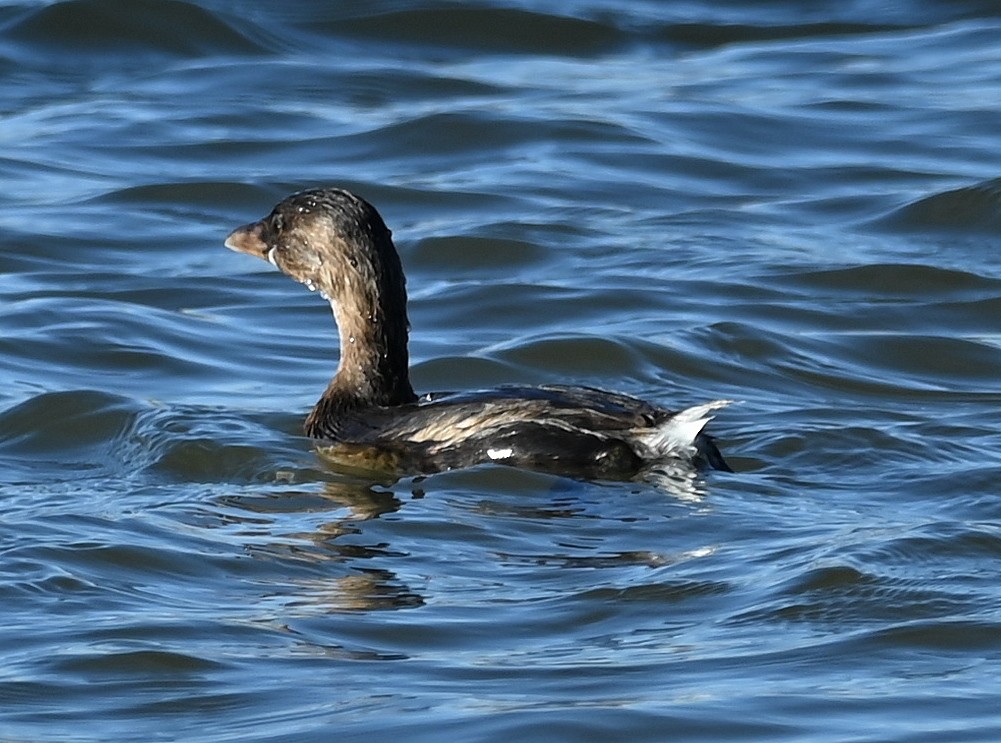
[225, 188, 731, 479]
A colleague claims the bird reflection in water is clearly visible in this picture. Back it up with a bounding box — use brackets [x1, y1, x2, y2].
[216, 472, 425, 614]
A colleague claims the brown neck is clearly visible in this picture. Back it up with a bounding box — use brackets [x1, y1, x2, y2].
[304, 250, 417, 439]
[328, 293, 416, 406]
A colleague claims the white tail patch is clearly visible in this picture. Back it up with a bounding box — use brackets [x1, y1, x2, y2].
[635, 400, 731, 458]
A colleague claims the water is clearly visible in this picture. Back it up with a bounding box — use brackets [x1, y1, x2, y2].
[2, 1, 1001, 740]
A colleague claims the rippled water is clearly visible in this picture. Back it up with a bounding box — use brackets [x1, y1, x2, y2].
[3, 1, 1001, 741]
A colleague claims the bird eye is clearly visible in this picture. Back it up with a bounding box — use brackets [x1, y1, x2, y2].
[271, 214, 285, 233]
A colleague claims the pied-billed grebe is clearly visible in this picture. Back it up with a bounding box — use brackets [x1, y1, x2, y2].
[225, 188, 731, 479]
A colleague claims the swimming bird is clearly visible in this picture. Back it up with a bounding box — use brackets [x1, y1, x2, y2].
[225, 187, 731, 479]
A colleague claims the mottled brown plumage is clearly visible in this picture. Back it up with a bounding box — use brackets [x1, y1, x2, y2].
[225, 187, 731, 478]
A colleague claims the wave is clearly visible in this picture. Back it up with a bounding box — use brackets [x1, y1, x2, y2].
[876, 177, 1001, 233]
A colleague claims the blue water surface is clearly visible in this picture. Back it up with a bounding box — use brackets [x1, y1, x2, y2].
[2, 1, 1001, 741]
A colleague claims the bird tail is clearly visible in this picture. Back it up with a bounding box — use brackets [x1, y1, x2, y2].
[636, 400, 733, 471]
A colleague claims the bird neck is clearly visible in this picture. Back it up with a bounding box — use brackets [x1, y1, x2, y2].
[304, 251, 417, 438]
[328, 291, 416, 406]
